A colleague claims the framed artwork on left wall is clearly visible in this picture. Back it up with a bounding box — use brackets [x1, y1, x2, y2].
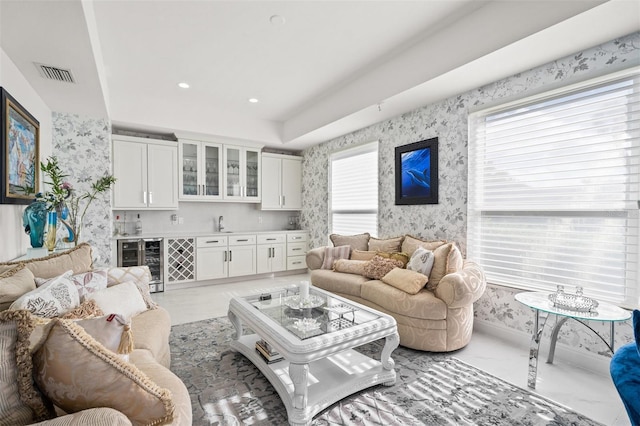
[1, 87, 39, 205]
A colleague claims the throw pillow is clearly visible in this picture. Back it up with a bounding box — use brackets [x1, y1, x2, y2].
[0, 310, 53, 424]
[86, 281, 148, 320]
[60, 299, 105, 320]
[368, 236, 404, 253]
[427, 242, 455, 291]
[381, 268, 428, 295]
[9, 272, 80, 318]
[376, 251, 410, 268]
[362, 255, 404, 280]
[0, 265, 36, 310]
[37, 269, 108, 302]
[32, 318, 174, 425]
[0, 243, 93, 280]
[401, 235, 447, 257]
[350, 250, 377, 261]
[407, 247, 435, 276]
[333, 259, 368, 275]
[329, 233, 370, 251]
[447, 244, 464, 274]
[106, 266, 158, 309]
[321, 245, 351, 270]
[76, 314, 134, 357]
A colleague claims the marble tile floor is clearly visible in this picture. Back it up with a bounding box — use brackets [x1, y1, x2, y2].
[152, 273, 629, 426]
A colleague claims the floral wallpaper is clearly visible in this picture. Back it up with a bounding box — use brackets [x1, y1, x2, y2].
[301, 32, 640, 357]
[52, 113, 112, 266]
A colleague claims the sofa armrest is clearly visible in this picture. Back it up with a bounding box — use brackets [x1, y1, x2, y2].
[29, 407, 132, 425]
[306, 247, 326, 270]
[434, 261, 486, 308]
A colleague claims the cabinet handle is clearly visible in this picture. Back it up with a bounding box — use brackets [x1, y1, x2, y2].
[237, 239, 249, 242]
[292, 261, 302, 265]
[282, 195, 286, 206]
[270, 247, 274, 258]
[292, 236, 301, 240]
[149, 192, 153, 204]
[206, 240, 218, 243]
[223, 251, 227, 262]
[292, 248, 301, 251]
[143, 191, 147, 204]
[267, 238, 276, 241]
[229, 250, 232, 262]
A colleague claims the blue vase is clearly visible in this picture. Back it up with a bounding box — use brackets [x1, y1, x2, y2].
[23, 201, 47, 248]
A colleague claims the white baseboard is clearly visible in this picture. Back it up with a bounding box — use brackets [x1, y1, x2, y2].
[474, 318, 611, 375]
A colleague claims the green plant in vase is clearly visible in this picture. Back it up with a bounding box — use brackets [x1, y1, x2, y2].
[36, 156, 116, 247]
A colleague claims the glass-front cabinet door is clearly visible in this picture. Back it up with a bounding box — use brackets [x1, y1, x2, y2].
[224, 145, 261, 201]
[178, 140, 222, 200]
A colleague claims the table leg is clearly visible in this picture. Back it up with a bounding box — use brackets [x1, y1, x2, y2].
[528, 310, 549, 389]
[547, 316, 569, 364]
[289, 363, 309, 410]
[228, 310, 242, 340]
[381, 332, 399, 386]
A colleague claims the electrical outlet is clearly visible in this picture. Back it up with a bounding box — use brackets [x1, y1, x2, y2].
[171, 214, 178, 225]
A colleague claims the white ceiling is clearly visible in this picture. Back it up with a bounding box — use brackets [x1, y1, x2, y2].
[1, 0, 639, 151]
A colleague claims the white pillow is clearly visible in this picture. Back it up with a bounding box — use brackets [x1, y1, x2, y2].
[10, 271, 80, 318]
[37, 269, 108, 302]
[407, 246, 435, 276]
[86, 281, 147, 320]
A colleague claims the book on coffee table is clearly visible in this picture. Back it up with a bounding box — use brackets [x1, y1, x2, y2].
[255, 339, 283, 363]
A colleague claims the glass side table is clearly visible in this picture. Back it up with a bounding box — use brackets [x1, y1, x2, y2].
[515, 291, 631, 389]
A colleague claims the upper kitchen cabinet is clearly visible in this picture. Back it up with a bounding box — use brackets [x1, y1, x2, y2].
[112, 135, 178, 210]
[223, 145, 261, 202]
[261, 153, 302, 210]
[178, 139, 222, 201]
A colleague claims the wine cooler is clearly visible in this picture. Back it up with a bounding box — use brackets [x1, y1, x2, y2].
[117, 238, 164, 293]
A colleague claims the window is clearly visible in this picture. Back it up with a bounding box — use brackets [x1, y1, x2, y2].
[468, 68, 640, 307]
[329, 141, 378, 237]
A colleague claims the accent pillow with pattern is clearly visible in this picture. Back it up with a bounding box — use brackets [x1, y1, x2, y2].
[10, 272, 80, 318]
[37, 269, 108, 302]
[362, 255, 404, 280]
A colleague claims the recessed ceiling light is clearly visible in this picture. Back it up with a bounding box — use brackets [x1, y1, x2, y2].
[269, 15, 286, 26]
[248, 98, 259, 103]
[178, 82, 190, 89]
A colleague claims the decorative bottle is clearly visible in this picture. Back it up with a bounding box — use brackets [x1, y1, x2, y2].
[135, 214, 142, 235]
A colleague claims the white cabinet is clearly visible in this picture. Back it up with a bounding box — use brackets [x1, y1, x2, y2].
[178, 139, 222, 201]
[256, 234, 287, 274]
[223, 145, 261, 202]
[196, 234, 256, 280]
[287, 232, 308, 270]
[261, 153, 302, 210]
[112, 136, 178, 210]
[228, 235, 257, 277]
[196, 236, 228, 280]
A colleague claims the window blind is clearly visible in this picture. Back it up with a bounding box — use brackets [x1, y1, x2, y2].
[468, 68, 640, 307]
[329, 142, 378, 237]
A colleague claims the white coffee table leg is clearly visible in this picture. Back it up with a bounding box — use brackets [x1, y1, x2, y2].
[228, 310, 243, 340]
[381, 332, 399, 385]
[289, 362, 310, 425]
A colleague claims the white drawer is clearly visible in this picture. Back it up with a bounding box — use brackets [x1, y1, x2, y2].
[197, 236, 228, 248]
[287, 242, 307, 257]
[257, 234, 286, 244]
[229, 234, 256, 246]
[287, 256, 307, 270]
[287, 233, 308, 243]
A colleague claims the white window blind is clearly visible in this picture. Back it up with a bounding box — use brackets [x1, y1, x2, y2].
[468, 68, 640, 307]
[330, 142, 378, 237]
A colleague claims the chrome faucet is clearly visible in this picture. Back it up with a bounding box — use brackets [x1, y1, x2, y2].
[218, 216, 224, 232]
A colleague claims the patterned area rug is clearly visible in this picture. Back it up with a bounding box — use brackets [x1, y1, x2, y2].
[169, 317, 602, 426]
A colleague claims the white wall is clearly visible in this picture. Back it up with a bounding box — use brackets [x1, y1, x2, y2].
[0, 47, 52, 261]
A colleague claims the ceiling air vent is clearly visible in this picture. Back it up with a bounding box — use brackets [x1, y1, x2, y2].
[35, 63, 76, 83]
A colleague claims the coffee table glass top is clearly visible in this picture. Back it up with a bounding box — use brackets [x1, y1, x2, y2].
[515, 291, 631, 322]
[246, 286, 381, 340]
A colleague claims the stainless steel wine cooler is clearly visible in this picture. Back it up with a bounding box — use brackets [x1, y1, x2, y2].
[117, 238, 164, 293]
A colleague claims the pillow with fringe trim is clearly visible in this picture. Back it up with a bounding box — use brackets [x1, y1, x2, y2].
[32, 318, 174, 426]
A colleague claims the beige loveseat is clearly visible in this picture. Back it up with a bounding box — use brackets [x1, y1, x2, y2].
[307, 234, 486, 352]
[0, 243, 191, 426]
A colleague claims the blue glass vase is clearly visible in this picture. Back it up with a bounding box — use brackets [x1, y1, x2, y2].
[22, 201, 47, 248]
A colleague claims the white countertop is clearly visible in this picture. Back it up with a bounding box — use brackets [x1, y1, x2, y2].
[111, 229, 307, 240]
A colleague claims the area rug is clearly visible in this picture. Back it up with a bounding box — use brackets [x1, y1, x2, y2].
[169, 317, 602, 426]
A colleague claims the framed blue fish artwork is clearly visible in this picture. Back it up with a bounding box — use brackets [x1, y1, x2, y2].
[395, 138, 438, 205]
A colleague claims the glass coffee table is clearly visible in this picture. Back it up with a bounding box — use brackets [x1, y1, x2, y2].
[228, 284, 399, 426]
[515, 291, 631, 389]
